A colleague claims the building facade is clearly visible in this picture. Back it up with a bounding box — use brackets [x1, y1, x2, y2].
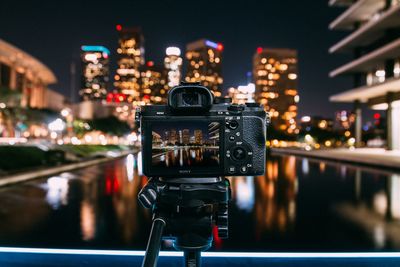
[0, 39, 57, 109]
[80, 45, 110, 100]
[140, 61, 167, 104]
[253, 48, 299, 134]
[114, 26, 145, 104]
[329, 0, 400, 150]
[164, 47, 182, 88]
[185, 39, 223, 97]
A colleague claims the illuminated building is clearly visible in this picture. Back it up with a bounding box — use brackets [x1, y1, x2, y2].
[185, 39, 223, 97]
[168, 129, 177, 144]
[194, 129, 203, 144]
[80, 45, 110, 100]
[253, 48, 299, 134]
[228, 83, 256, 104]
[114, 25, 144, 103]
[0, 38, 57, 110]
[140, 61, 167, 104]
[164, 47, 182, 88]
[182, 129, 190, 145]
[329, 0, 400, 150]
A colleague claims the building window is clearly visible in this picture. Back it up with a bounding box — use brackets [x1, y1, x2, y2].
[0, 63, 11, 88]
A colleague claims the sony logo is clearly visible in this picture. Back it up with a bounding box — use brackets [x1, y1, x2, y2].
[179, 170, 191, 174]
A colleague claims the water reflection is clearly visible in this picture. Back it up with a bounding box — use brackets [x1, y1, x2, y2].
[152, 147, 219, 168]
[46, 176, 69, 209]
[0, 153, 399, 251]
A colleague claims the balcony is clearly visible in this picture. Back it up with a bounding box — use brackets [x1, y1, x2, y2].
[330, 38, 400, 77]
[329, 4, 400, 53]
[329, 0, 385, 30]
[330, 76, 400, 103]
[329, 0, 355, 7]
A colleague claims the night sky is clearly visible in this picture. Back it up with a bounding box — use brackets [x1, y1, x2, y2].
[1, 0, 355, 117]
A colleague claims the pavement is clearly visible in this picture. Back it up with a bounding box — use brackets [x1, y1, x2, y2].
[271, 148, 400, 171]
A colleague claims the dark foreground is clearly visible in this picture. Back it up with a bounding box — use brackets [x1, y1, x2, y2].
[0, 152, 399, 252]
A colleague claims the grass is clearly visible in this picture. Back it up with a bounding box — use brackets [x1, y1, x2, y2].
[0, 146, 47, 172]
[0, 144, 131, 174]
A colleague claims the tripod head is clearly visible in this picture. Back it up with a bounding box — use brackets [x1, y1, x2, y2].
[138, 177, 231, 267]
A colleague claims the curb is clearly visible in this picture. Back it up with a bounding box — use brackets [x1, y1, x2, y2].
[271, 148, 400, 171]
[0, 151, 134, 187]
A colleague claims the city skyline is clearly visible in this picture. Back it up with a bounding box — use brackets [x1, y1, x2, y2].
[0, 0, 353, 118]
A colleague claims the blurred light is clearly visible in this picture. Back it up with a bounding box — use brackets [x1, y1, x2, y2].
[46, 176, 69, 209]
[235, 177, 255, 212]
[0, 103, 6, 109]
[325, 140, 332, 147]
[61, 108, 70, 117]
[116, 24, 122, 31]
[348, 137, 356, 146]
[374, 113, 381, 120]
[166, 47, 181, 56]
[301, 116, 311, 122]
[205, 40, 218, 49]
[217, 43, 224, 51]
[147, 61, 154, 67]
[256, 47, 263, 54]
[48, 119, 65, 132]
[126, 154, 135, 182]
[344, 130, 351, 137]
[81, 45, 110, 55]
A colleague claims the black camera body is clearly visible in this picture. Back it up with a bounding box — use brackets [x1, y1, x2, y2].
[137, 82, 267, 178]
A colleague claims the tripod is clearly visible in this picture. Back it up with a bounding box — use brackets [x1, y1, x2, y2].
[138, 177, 231, 267]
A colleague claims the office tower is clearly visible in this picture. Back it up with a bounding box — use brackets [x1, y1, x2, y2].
[140, 61, 167, 104]
[185, 39, 223, 97]
[329, 0, 400, 149]
[182, 129, 190, 145]
[194, 129, 203, 144]
[169, 129, 177, 144]
[114, 25, 144, 104]
[80, 45, 110, 100]
[164, 47, 182, 88]
[253, 48, 299, 134]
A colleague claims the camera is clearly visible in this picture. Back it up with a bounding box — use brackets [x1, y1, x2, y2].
[136, 82, 267, 178]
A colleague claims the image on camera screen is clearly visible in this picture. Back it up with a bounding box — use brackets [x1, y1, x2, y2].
[151, 121, 220, 169]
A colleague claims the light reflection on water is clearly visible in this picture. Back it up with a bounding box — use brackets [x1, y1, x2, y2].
[0, 153, 399, 252]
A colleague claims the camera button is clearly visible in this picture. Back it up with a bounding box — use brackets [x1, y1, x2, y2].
[229, 135, 235, 141]
[228, 166, 236, 174]
[232, 147, 246, 161]
[240, 166, 248, 173]
[227, 120, 239, 130]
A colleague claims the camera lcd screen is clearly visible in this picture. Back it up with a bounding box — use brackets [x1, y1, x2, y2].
[150, 121, 221, 173]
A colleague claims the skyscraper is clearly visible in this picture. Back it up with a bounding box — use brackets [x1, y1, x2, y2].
[80, 45, 110, 100]
[253, 48, 299, 134]
[114, 25, 144, 104]
[185, 39, 223, 97]
[194, 129, 203, 144]
[140, 61, 167, 104]
[164, 47, 182, 88]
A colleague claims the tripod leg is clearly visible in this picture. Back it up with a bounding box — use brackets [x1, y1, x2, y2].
[184, 250, 201, 267]
[142, 217, 166, 267]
